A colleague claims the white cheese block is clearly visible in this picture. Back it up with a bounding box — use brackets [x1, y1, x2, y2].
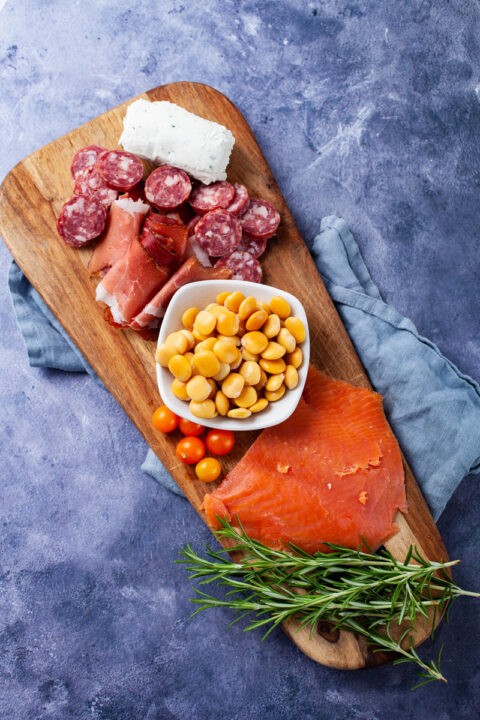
[119, 99, 235, 185]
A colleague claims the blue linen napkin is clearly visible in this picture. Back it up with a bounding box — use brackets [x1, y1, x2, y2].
[7, 216, 480, 518]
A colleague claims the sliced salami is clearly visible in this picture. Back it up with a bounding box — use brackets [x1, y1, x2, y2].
[57, 195, 106, 247]
[237, 231, 267, 258]
[240, 198, 280, 239]
[97, 150, 144, 191]
[226, 183, 249, 216]
[70, 145, 106, 179]
[214, 250, 262, 283]
[195, 208, 242, 257]
[189, 181, 234, 215]
[145, 166, 192, 209]
[73, 165, 118, 207]
[187, 214, 202, 237]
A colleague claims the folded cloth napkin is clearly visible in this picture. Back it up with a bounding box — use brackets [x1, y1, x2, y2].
[8, 216, 480, 519]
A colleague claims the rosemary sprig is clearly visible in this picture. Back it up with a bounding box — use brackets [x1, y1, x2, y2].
[177, 517, 479, 687]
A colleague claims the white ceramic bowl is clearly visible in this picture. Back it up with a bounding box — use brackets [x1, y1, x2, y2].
[156, 280, 310, 431]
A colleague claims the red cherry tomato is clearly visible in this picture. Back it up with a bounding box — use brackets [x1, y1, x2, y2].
[152, 405, 178, 433]
[176, 436, 206, 464]
[205, 429, 235, 456]
[178, 418, 205, 437]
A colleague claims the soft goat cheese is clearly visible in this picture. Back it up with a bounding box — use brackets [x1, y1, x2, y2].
[119, 99, 235, 185]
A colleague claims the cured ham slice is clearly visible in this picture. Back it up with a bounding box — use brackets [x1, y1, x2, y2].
[88, 196, 149, 275]
[130, 258, 232, 331]
[95, 237, 171, 325]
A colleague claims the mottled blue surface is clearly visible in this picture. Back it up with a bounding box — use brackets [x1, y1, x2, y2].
[0, 1, 479, 718]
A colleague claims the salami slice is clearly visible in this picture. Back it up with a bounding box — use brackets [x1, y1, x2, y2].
[70, 145, 106, 178]
[237, 231, 267, 258]
[145, 166, 192, 209]
[195, 209, 242, 257]
[214, 250, 262, 283]
[240, 198, 280, 239]
[97, 150, 144, 191]
[189, 181, 235, 215]
[226, 183, 249, 216]
[73, 165, 118, 207]
[57, 195, 106, 247]
[187, 214, 202, 237]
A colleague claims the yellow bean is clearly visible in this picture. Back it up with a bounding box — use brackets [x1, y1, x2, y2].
[165, 332, 188, 354]
[224, 291, 245, 313]
[217, 334, 241, 346]
[238, 296, 258, 320]
[193, 351, 221, 378]
[192, 329, 209, 342]
[168, 354, 192, 382]
[250, 398, 269, 413]
[241, 349, 259, 362]
[257, 301, 271, 315]
[284, 316, 306, 343]
[269, 295, 290, 319]
[193, 310, 216, 336]
[259, 358, 286, 375]
[229, 350, 242, 370]
[216, 311, 240, 336]
[262, 341, 286, 360]
[266, 372, 285, 392]
[254, 369, 268, 391]
[205, 303, 218, 312]
[171, 378, 189, 401]
[186, 375, 212, 402]
[227, 408, 252, 419]
[215, 390, 230, 416]
[239, 360, 261, 386]
[241, 331, 268, 355]
[207, 378, 217, 398]
[205, 304, 225, 318]
[213, 362, 231, 382]
[285, 365, 299, 390]
[182, 307, 200, 330]
[222, 373, 245, 399]
[262, 313, 281, 339]
[265, 384, 286, 402]
[183, 352, 198, 376]
[155, 343, 177, 367]
[195, 337, 217, 354]
[277, 327, 296, 353]
[285, 347, 303, 369]
[216, 290, 231, 305]
[246, 310, 268, 331]
[179, 329, 195, 350]
[214, 338, 238, 364]
[189, 399, 217, 419]
[235, 386, 258, 408]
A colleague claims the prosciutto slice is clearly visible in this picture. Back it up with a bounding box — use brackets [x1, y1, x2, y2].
[130, 258, 232, 331]
[88, 196, 149, 275]
[95, 237, 171, 325]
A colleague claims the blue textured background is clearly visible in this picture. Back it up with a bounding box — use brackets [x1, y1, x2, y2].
[1, 1, 479, 718]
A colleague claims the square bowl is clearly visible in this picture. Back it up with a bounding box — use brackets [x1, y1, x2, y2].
[156, 280, 310, 431]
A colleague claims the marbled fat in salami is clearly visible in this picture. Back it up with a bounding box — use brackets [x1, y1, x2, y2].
[70, 145, 106, 178]
[189, 181, 235, 215]
[226, 183, 249, 216]
[195, 208, 242, 257]
[240, 198, 280, 239]
[145, 166, 192, 209]
[237, 231, 267, 258]
[57, 195, 106, 247]
[73, 165, 118, 207]
[214, 250, 262, 282]
[97, 150, 144, 191]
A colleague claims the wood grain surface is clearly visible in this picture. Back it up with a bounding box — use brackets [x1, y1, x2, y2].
[0, 82, 449, 670]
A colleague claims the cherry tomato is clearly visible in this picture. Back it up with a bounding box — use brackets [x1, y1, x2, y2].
[176, 436, 206, 464]
[195, 457, 222, 482]
[152, 405, 178, 433]
[178, 418, 205, 437]
[205, 429, 235, 456]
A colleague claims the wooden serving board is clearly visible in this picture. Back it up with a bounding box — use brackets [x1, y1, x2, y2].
[0, 82, 448, 670]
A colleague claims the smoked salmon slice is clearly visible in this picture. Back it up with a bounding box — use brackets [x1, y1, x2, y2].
[203, 367, 407, 553]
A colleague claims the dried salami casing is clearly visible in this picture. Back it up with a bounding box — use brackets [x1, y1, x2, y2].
[73, 165, 118, 207]
[195, 208, 242, 257]
[57, 195, 106, 247]
[226, 183, 249, 216]
[237, 231, 267, 258]
[187, 214, 201, 237]
[189, 181, 235, 215]
[70, 145, 106, 178]
[97, 150, 144, 191]
[214, 250, 262, 283]
[240, 198, 280, 239]
[145, 166, 192, 209]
